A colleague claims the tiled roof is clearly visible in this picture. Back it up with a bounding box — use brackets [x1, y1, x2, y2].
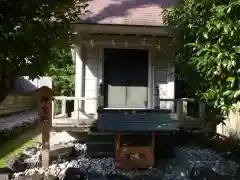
[80, 0, 176, 26]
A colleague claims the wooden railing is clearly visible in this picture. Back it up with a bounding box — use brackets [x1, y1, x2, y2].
[52, 96, 206, 121]
[157, 98, 205, 121]
[52, 96, 97, 120]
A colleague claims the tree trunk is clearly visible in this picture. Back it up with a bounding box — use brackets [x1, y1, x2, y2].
[0, 80, 12, 103]
[0, 73, 18, 103]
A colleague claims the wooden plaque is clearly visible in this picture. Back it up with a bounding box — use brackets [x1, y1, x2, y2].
[116, 146, 154, 169]
[35, 86, 55, 169]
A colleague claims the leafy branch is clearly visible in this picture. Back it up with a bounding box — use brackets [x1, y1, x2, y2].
[164, 0, 240, 121]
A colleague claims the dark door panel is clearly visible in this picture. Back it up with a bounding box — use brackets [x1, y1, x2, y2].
[104, 49, 148, 108]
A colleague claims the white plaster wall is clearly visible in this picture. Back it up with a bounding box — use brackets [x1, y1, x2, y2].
[84, 46, 98, 114]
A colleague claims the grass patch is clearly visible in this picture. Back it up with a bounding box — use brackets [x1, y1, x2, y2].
[0, 129, 41, 167]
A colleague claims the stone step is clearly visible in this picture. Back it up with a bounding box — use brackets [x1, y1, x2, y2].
[88, 132, 115, 135]
[85, 135, 115, 143]
[87, 151, 115, 158]
[86, 143, 115, 154]
[86, 141, 114, 145]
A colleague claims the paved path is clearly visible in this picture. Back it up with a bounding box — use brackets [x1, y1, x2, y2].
[0, 110, 38, 131]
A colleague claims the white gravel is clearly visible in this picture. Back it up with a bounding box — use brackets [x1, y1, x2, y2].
[1, 132, 238, 180]
[49, 131, 76, 145]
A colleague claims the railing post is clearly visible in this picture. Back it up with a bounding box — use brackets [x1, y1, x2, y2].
[61, 99, 66, 115]
[177, 99, 184, 121]
[52, 101, 55, 120]
[97, 82, 104, 111]
[154, 85, 160, 109]
[183, 100, 188, 117]
[199, 102, 206, 119]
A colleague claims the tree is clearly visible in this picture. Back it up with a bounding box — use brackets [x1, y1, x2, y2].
[0, 0, 88, 102]
[46, 48, 75, 96]
[46, 48, 75, 115]
[164, 0, 240, 121]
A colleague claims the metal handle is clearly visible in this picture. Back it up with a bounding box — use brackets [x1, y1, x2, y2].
[125, 80, 129, 86]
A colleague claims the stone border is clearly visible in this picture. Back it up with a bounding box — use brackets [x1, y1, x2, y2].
[0, 119, 38, 147]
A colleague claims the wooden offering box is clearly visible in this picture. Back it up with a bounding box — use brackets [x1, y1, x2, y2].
[115, 134, 155, 169]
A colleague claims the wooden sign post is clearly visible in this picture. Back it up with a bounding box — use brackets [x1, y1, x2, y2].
[35, 86, 55, 169]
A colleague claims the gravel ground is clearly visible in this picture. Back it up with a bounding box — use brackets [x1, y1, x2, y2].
[1, 132, 238, 180]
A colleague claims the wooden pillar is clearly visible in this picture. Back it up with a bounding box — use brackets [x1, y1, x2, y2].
[35, 86, 55, 169]
[73, 44, 85, 112]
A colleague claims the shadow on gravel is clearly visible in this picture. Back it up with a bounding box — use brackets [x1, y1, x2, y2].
[172, 131, 240, 164]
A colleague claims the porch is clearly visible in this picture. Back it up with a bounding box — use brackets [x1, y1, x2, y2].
[52, 96, 205, 132]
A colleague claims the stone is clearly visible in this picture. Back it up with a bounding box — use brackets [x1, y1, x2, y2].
[0, 167, 14, 174]
[24, 157, 40, 168]
[66, 160, 77, 168]
[116, 173, 132, 180]
[74, 143, 87, 152]
[12, 160, 28, 173]
[31, 142, 42, 150]
[0, 167, 14, 180]
[51, 144, 74, 159]
[63, 167, 87, 180]
[233, 167, 240, 180]
[45, 175, 60, 180]
[190, 166, 219, 180]
[13, 175, 26, 180]
[106, 173, 119, 180]
[22, 147, 38, 156]
[18, 154, 31, 162]
[25, 173, 43, 180]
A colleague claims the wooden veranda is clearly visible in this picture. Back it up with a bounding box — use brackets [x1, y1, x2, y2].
[51, 97, 206, 132]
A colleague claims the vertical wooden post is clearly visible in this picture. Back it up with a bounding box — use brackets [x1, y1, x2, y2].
[199, 102, 206, 119]
[116, 133, 120, 152]
[98, 82, 104, 110]
[151, 133, 155, 165]
[61, 99, 66, 115]
[177, 99, 184, 121]
[35, 86, 55, 169]
[115, 133, 120, 168]
[182, 100, 188, 117]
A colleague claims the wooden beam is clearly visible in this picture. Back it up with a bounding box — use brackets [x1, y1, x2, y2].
[72, 24, 170, 36]
[73, 34, 171, 48]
